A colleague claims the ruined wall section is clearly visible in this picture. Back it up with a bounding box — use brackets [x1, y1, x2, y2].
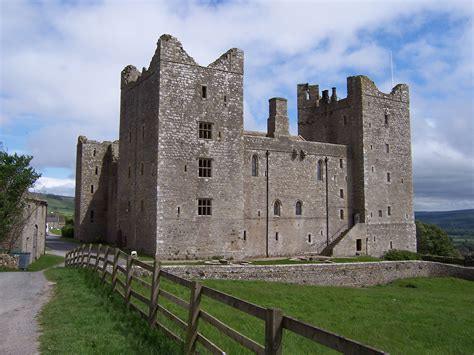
[117, 58, 160, 253]
[154, 35, 245, 259]
[75, 137, 116, 243]
[243, 132, 351, 257]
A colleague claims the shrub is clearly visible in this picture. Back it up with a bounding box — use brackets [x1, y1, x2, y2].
[383, 249, 421, 261]
[62, 224, 74, 238]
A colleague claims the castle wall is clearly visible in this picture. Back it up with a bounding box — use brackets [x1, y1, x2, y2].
[243, 135, 351, 257]
[117, 63, 160, 253]
[74, 137, 117, 243]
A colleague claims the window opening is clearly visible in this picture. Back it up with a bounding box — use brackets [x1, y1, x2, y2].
[243, 230, 247, 241]
[274, 200, 281, 216]
[90, 210, 94, 222]
[378, 210, 382, 217]
[177, 207, 180, 217]
[317, 160, 323, 181]
[388, 206, 391, 216]
[390, 241, 393, 249]
[387, 172, 391, 182]
[340, 189, 344, 198]
[142, 124, 145, 139]
[356, 239, 362, 251]
[141, 200, 144, 212]
[251, 155, 258, 177]
[93, 148, 96, 156]
[141, 163, 144, 176]
[339, 159, 343, 169]
[308, 234, 312, 243]
[198, 198, 212, 216]
[340, 209, 344, 220]
[275, 232, 279, 241]
[128, 166, 131, 179]
[295, 201, 302, 216]
[199, 122, 213, 139]
[305, 90, 310, 100]
[198, 158, 212, 177]
[95, 166, 98, 175]
[386, 144, 390, 153]
[184, 164, 187, 172]
[202, 85, 207, 98]
[90, 185, 94, 193]
[257, 210, 261, 217]
[384, 114, 389, 126]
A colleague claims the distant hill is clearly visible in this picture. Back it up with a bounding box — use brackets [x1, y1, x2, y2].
[34, 193, 75, 218]
[415, 209, 474, 237]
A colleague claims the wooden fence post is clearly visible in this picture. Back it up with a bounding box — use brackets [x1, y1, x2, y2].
[101, 246, 110, 283]
[148, 260, 161, 327]
[185, 281, 202, 354]
[125, 254, 133, 308]
[73, 247, 79, 266]
[111, 248, 120, 291]
[265, 308, 283, 355]
[86, 244, 93, 268]
[80, 244, 86, 268]
[94, 244, 102, 273]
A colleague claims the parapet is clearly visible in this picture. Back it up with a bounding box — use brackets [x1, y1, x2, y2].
[267, 97, 289, 138]
[121, 34, 244, 90]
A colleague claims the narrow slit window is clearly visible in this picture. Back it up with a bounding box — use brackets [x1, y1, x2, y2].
[243, 230, 247, 241]
[127, 201, 131, 212]
[387, 206, 391, 216]
[340, 189, 344, 198]
[90, 210, 94, 222]
[93, 149, 96, 157]
[198, 158, 212, 177]
[275, 232, 279, 241]
[90, 185, 94, 193]
[384, 114, 389, 126]
[128, 166, 131, 179]
[340, 209, 344, 220]
[142, 124, 145, 139]
[198, 198, 212, 216]
[224, 95, 227, 103]
[390, 241, 393, 249]
[386, 144, 390, 153]
[339, 159, 343, 169]
[95, 166, 98, 175]
[177, 207, 180, 217]
[378, 210, 383, 217]
[140, 200, 144, 212]
[356, 239, 362, 251]
[201, 85, 207, 98]
[387, 172, 391, 182]
[317, 160, 323, 181]
[343, 116, 347, 125]
[184, 164, 187, 172]
[305, 90, 310, 100]
[308, 234, 312, 243]
[141, 163, 144, 176]
[251, 155, 258, 177]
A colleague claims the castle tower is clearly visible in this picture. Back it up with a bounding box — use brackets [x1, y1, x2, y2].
[118, 34, 245, 257]
[297, 76, 416, 256]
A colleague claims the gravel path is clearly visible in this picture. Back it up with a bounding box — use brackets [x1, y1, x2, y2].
[0, 272, 52, 355]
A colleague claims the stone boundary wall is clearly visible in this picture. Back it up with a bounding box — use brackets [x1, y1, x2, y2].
[162, 261, 474, 288]
[0, 254, 19, 269]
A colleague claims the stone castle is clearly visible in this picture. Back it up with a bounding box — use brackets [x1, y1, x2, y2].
[75, 34, 416, 259]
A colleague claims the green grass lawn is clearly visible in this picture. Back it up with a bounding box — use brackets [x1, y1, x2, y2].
[120, 273, 473, 355]
[39, 268, 181, 355]
[49, 228, 62, 235]
[27, 254, 65, 271]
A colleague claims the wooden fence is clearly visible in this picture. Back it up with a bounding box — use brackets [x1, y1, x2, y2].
[65, 244, 388, 355]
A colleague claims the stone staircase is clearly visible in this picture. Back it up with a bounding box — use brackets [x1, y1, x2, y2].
[319, 228, 351, 256]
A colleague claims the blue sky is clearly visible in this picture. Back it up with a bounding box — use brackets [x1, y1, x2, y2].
[0, 0, 473, 211]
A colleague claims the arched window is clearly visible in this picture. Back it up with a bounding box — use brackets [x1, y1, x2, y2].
[295, 201, 302, 216]
[274, 200, 281, 216]
[317, 160, 323, 181]
[251, 155, 258, 177]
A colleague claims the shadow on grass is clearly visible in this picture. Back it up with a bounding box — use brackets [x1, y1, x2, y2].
[40, 268, 182, 355]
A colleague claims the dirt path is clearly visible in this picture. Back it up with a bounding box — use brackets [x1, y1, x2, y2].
[0, 271, 52, 355]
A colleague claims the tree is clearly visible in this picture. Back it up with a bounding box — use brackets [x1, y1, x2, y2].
[0, 150, 41, 252]
[416, 221, 459, 257]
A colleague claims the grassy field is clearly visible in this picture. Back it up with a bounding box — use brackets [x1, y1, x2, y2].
[34, 193, 74, 217]
[27, 255, 64, 271]
[116, 272, 474, 355]
[39, 268, 181, 354]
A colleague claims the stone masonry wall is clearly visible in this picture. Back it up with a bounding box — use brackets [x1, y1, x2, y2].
[0, 254, 19, 269]
[163, 261, 474, 288]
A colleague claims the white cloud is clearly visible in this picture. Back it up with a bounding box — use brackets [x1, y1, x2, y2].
[31, 176, 75, 197]
[1, 0, 473, 209]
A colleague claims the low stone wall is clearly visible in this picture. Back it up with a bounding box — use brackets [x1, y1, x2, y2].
[162, 261, 474, 287]
[0, 254, 19, 269]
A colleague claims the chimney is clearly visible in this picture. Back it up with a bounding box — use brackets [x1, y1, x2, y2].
[267, 98, 289, 138]
[331, 87, 337, 102]
[322, 90, 329, 103]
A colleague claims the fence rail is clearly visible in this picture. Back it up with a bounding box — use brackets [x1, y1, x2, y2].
[65, 244, 388, 355]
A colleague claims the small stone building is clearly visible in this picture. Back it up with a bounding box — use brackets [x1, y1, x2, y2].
[75, 34, 416, 259]
[1, 194, 48, 264]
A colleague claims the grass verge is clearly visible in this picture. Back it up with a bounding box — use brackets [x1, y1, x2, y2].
[39, 268, 181, 354]
[27, 255, 64, 271]
[124, 274, 473, 354]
